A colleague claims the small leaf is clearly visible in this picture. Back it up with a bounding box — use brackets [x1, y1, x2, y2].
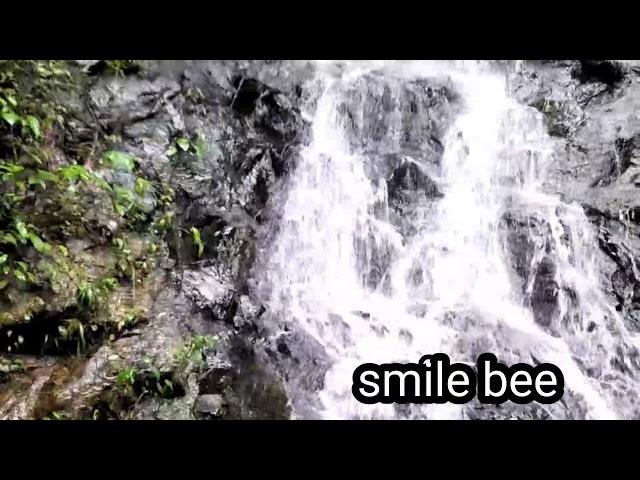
[59, 165, 89, 182]
[58, 245, 69, 257]
[104, 151, 135, 172]
[6, 95, 17, 108]
[14, 270, 26, 282]
[0, 163, 24, 175]
[15, 221, 29, 241]
[165, 145, 177, 157]
[36, 170, 58, 183]
[134, 177, 152, 196]
[190, 227, 204, 258]
[36, 64, 53, 78]
[0, 254, 7, 265]
[114, 204, 126, 216]
[1, 233, 17, 246]
[25, 115, 41, 138]
[1, 110, 20, 126]
[29, 233, 51, 254]
[0, 280, 8, 290]
[176, 138, 190, 152]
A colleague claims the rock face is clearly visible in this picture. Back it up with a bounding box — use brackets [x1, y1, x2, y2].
[0, 60, 314, 419]
[507, 60, 640, 335]
[3, 60, 640, 420]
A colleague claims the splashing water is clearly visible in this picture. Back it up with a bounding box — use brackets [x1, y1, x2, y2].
[253, 61, 640, 420]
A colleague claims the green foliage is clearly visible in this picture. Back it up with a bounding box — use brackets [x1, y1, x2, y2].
[134, 177, 152, 196]
[112, 186, 136, 216]
[56, 318, 87, 354]
[25, 115, 40, 138]
[111, 184, 149, 227]
[154, 210, 174, 233]
[58, 164, 87, 182]
[46, 411, 67, 420]
[166, 134, 207, 160]
[116, 366, 137, 387]
[0, 60, 176, 359]
[76, 276, 119, 310]
[176, 138, 190, 152]
[157, 378, 175, 397]
[174, 335, 217, 369]
[104, 60, 138, 77]
[190, 227, 204, 258]
[112, 237, 137, 279]
[115, 366, 138, 398]
[0, 61, 93, 298]
[165, 145, 177, 157]
[117, 308, 143, 332]
[0, 62, 68, 140]
[104, 150, 135, 172]
[77, 282, 97, 308]
[0, 357, 23, 381]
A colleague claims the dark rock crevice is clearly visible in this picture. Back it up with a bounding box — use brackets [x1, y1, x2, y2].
[572, 60, 627, 87]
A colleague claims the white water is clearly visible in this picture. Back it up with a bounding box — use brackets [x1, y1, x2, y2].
[253, 61, 640, 419]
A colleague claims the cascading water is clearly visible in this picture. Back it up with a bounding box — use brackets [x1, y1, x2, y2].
[252, 61, 640, 419]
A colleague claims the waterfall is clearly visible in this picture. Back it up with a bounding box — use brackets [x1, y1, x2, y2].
[252, 61, 640, 420]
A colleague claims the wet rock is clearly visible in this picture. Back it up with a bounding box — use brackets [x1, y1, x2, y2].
[530, 98, 585, 137]
[228, 295, 263, 332]
[338, 73, 453, 157]
[387, 159, 442, 202]
[354, 228, 397, 291]
[89, 76, 181, 130]
[218, 337, 292, 419]
[510, 61, 640, 339]
[572, 60, 627, 87]
[0, 60, 316, 419]
[230, 77, 264, 115]
[181, 266, 237, 323]
[500, 210, 554, 292]
[530, 256, 560, 328]
[508, 70, 550, 106]
[194, 394, 224, 418]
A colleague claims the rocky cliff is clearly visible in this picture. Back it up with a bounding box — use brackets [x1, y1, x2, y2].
[1, 60, 639, 419]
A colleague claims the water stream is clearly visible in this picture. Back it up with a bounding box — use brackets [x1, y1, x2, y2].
[252, 61, 640, 419]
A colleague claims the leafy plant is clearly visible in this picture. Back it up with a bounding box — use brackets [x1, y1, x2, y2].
[115, 366, 138, 398]
[56, 318, 87, 354]
[174, 335, 217, 369]
[134, 177, 152, 196]
[117, 308, 143, 332]
[76, 276, 118, 310]
[0, 94, 41, 140]
[46, 411, 67, 420]
[166, 134, 207, 160]
[104, 150, 135, 172]
[154, 210, 174, 233]
[190, 227, 204, 258]
[0, 357, 23, 382]
[104, 60, 138, 77]
[77, 282, 97, 308]
[112, 237, 136, 279]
